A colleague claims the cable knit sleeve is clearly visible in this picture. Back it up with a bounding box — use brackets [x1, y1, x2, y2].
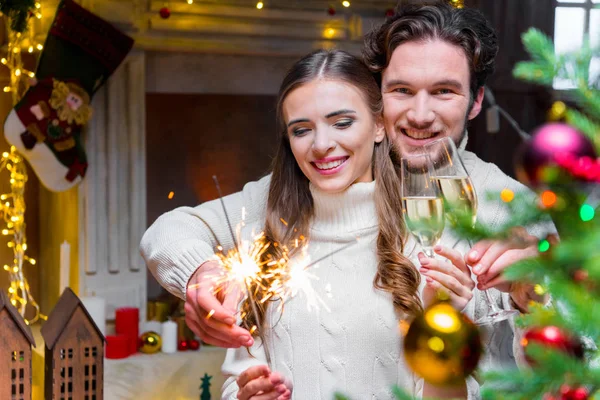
[140, 175, 271, 299]
[221, 341, 269, 400]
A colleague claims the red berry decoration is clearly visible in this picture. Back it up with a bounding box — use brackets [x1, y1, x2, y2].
[159, 7, 171, 19]
[188, 339, 201, 350]
[177, 339, 189, 351]
[522, 326, 584, 365]
[385, 8, 394, 18]
[327, 6, 336, 16]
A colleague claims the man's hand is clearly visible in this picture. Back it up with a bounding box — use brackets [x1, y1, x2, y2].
[466, 228, 550, 311]
[185, 260, 254, 348]
[420, 245, 475, 310]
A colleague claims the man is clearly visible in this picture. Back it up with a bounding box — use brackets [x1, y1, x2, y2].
[140, 1, 546, 351]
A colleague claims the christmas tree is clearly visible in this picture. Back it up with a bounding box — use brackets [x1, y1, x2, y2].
[475, 27, 600, 400]
[394, 28, 600, 400]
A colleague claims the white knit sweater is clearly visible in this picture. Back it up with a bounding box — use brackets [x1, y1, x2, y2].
[140, 150, 553, 399]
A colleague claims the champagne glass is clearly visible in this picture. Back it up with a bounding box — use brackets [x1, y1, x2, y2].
[424, 137, 518, 325]
[400, 154, 445, 258]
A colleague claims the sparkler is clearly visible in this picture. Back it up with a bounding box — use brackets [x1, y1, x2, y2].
[203, 176, 360, 368]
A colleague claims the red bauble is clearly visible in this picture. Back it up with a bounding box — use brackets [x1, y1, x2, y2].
[515, 123, 597, 188]
[159, 7, 171, 19]
[385, 8, 395, 18]
[178, 339, 189, 351]
[522, 326, 584, 365]
[188, 339, 200, 350]
[327, 6, 336, 16]
[560, 385, 589, 400]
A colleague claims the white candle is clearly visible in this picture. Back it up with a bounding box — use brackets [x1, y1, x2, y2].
[59, 241, 70, 296]
[161, 320, 178, 353]
[81, 296, 106, 336]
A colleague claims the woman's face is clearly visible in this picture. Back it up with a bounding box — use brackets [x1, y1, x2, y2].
[283, 79, 384, 194]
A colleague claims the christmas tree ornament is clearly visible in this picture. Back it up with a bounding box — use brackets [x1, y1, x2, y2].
[548, 101, 567, 121]
[559, 385, 589, 400]
[514, 123, 597, 188]
[521, 326, 584, 365]
[178, 339, 189, 351]
[403, 302, 482, 386]
[188, 339, 201, 350]
[385, 8, 395, 18]
[327, 6, 336, 16]
[3, 0, 134, 192]
[159, 7, 171, 19]
[139, 331, 162, 354]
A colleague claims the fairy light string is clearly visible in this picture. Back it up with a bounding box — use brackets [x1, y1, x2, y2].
[0, 1, 46, 324]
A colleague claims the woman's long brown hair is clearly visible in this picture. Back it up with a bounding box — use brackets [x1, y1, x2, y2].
[240, 49, 422, 337]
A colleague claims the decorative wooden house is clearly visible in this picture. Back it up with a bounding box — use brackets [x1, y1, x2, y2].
[0, 291, 36, 400]
[41, 288, 104, 400]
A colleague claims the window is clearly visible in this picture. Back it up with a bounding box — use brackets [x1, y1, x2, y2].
[554, 0, 600, 88]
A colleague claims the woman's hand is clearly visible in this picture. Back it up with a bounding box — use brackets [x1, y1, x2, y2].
[420, 245, 475, 310]
[236, 365, 293, 400]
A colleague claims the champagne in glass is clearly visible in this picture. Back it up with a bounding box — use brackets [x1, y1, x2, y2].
[435, 176, 478, 227]
[401, 154, 445, 257]
[424, 137, 518, 325]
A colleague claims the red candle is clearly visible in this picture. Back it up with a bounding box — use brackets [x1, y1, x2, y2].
[115, 307, 139, 355]
[105, 334, 130, 359]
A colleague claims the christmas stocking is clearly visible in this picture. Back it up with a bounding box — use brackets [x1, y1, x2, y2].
[3, 0, 134, 192]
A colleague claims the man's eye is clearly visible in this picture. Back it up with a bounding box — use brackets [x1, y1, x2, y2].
[394, 88, 410, 94]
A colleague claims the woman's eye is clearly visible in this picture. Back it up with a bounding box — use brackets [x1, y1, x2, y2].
[292, 128, 310, 136]
[334, 119, 354, 128]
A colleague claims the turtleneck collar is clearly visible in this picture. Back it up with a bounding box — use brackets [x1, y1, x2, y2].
[310, 180, 378, 234]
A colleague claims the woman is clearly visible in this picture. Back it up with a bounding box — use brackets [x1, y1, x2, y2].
[218, 50, 475, 400]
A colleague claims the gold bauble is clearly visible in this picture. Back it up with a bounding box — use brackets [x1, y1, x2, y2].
[548, 101, 567, 121]
[403, 302, 482, 386]
[139, 331, 162, 354]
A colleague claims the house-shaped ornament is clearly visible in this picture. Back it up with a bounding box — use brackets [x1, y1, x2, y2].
[41, 288, 104, 400]
[0, 291, 36, 400]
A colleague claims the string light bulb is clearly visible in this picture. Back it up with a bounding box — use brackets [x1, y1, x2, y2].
[342, 1, 350, 7]
[187, 0, 193, 3]
[0, 0, 47, 324]
[256, 1, 264, 9]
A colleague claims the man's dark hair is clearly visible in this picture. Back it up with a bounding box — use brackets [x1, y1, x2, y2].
[363, 1, 498, 99]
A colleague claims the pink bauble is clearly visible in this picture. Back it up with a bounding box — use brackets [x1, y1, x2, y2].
[515, 123, 597, 188]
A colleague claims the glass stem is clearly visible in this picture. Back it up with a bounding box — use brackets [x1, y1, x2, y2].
[483, 288, 501, 313]
[423, 247, 435, 258]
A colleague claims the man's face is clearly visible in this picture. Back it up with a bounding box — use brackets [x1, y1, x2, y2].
[381, 39, 484, 158]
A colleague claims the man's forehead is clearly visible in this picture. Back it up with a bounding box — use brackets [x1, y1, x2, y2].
[382, 39, 470, 87]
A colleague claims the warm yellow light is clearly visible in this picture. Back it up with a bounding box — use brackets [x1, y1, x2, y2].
[10, 216, 19, 222]
[36, 13, 42, 19]
[7, 222, 13, 228]
[14, 69, 21, 77]
[9, 179, 15, 184]
[168, 191, 175, 199]
[256, 1, 264, 9]
[5, 202, 10, 207]
[1, 58, 6, 64]
[27, 71, 35, 78]
[22, 244, 27, 251]
[3, 87, 11, 93]
[11, 299, 16, 306]
[342, 0, 350, 7]
[35, 2, 41, 8]
[8, 287, 14, 293]
[13, 47, 20, 54]
[28, 46, 34, 53]
[36, 44, 43, 51]
[2, 229, 9, 235]
[324, 28, 336, 39]
[29, 259, 36, 265]
[187, 0, 193, 3]
[0, 195, 6, 200]
[12, 267, 18, 273]
[3, 265, 8, 271]
[7, 242, 14, 248]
